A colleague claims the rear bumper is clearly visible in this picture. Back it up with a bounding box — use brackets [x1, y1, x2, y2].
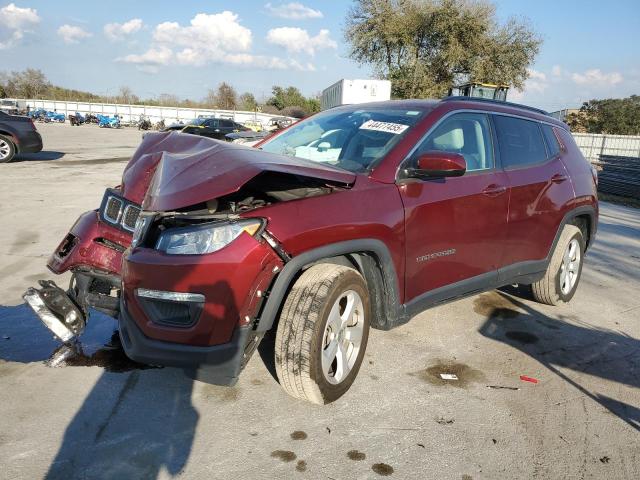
[119, 302, 254, 386]
[17, 131, 43, 153]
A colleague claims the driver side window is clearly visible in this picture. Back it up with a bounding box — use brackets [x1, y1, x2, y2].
[415, 112, 494, 172]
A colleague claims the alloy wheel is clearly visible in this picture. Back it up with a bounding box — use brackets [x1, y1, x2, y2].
[321, 289, 365, 385]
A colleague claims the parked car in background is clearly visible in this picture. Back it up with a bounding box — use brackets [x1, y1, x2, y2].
[0, 111, 43, 162]
[180, 117, 249, 140]
[242, 120, 264, 132]
[0, 98, 27, 115]
[267, 116, 294, 131]
[24, 97, 598, 405]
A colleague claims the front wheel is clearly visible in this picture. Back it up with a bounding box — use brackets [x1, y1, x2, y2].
[275, 264, 370, 404]
[531, 224, 585, 305]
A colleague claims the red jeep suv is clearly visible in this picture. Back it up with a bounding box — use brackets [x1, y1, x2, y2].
[25, 97, 598, 404]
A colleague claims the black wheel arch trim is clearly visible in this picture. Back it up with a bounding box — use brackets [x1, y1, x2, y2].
[255, 205, 597, 334]
[255, 239, 403, 333]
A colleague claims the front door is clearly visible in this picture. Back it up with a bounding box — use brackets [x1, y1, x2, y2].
[399, 112, 509, 303]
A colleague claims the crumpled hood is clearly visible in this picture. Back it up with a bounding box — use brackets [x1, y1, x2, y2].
[120, 131, 355, 212]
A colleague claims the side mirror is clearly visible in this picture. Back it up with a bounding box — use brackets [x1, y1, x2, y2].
[407, 151, 466, 179]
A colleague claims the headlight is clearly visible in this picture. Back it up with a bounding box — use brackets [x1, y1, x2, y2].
[155, 219, 263, 255]
[131, 214, 153, 249]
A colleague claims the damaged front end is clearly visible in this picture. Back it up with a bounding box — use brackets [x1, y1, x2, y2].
[23, 187, 138, 343]
[24, 131, 354, 355]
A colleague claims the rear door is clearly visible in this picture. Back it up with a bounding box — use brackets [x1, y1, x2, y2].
[399, 111, 509, 303]
[493, 115, 575, 269]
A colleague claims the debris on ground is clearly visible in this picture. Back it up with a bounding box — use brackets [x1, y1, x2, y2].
[519, 375, 539, 384]
[440, 373, 459, 380]
[487, 385, 520, 390]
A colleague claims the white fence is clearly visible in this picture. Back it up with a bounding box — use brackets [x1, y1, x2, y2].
[573, 133, 640, 163]
[23, 99, 290, 126]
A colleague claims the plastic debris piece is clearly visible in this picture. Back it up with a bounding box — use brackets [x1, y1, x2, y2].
[440, 373, 459, 380]
[519, 375, 539, 384]
[487, 385, 520, 390]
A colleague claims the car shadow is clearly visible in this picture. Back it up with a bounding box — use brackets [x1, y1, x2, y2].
[14, 151, 65, 162]
[478, 287, 640, 432]
[0, 278, 244, 479]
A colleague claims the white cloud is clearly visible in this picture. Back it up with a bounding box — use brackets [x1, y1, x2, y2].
[119, 46, 174, 66]
[527, 68, 546, 82]
[153, 11, 252, 59]
[57, 24, 92, 44]
[265, 2, 323, 20]
[104, 18, 143, 41]
[120, 10, 312, 72]
[551, 65, 563, 77]
[571, 69, 623, 86]
[266, 27, 337, 55]
[0, 3, 40, 49]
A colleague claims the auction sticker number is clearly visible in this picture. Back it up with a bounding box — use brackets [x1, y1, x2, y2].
[359, 119, 409, 134]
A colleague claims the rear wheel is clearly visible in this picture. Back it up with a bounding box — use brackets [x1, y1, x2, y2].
[275, 264, 370, 404]
[0, 135, 16, 163]
[531, 224, 584, 305]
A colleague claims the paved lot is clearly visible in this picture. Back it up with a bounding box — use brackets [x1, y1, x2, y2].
[1, 123, 639, 480]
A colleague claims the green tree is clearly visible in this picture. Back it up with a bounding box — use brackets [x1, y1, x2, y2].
[239, 92, 258, 111]
[4, 68, 51, 98]
[214, 82, 238, 110]
[345, 0, 541, 99]
[267, 86, 307, 110]
[569, 96, 640, 135]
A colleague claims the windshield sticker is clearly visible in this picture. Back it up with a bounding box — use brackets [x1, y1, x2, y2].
[359, 119, 409, 134]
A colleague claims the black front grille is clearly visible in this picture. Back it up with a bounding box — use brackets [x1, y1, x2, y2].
[98, 189, 142, 234]
[104, 197, 123, 223]
[122, 205, 141, 231]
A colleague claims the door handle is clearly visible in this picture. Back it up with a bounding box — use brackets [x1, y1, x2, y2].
[482, 184, 507, 197]
[551, 173, 569, 184]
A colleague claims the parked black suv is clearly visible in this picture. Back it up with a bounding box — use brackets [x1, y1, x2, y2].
[0, 111, 43, 163]
[165, 117, 249, 140]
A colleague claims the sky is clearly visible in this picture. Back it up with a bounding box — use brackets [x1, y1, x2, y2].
[0, 0, 638, 110]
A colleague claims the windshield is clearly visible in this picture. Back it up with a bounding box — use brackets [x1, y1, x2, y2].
[260, 107, 428, 172]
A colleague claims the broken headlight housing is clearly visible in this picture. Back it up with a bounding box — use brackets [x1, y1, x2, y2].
[155, 219, 263, 255]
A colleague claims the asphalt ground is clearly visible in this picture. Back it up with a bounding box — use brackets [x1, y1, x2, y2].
[1, 122, 638, 479]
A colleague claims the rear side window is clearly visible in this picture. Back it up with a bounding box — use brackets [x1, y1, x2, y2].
[220, 120, 234, 128]
[541, 125, 561, 157]
[494, 115, 547, 168]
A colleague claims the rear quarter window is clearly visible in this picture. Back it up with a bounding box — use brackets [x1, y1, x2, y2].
[494, 115, 547, 168]
[541, 124, 561, 157]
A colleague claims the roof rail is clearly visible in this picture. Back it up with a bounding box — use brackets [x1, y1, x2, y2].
[442, 96, 549, 116]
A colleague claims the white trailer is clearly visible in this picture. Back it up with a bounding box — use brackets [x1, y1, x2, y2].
[321, 79, 391, 110]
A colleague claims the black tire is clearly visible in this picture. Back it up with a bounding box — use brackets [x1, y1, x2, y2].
[0, 134, 16, 163]
[531, 225, 584, 305]
[275, 264, 370, 404]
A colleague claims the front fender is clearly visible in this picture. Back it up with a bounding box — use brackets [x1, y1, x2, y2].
[255, 239, 403, 333]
